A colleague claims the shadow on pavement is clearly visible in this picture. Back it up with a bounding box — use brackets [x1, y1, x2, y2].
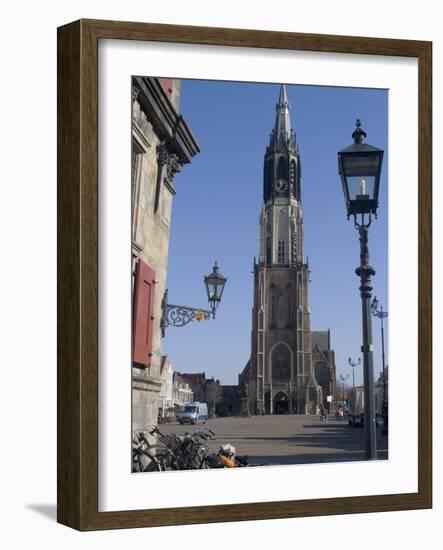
[213, 422, 388, 463]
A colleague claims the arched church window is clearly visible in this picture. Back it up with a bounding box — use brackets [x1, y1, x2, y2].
[269, 284, 282, 327]
[265, 158, 274, 199]
[290, 159, 296, 196]
[277, 156, 288, 182]
[272, 344, 291, 381]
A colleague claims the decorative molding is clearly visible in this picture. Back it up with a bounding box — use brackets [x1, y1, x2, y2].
[132, 120, 151, 153]
[132, 240, 143, 255]
[135, 76, 200, 164]
[165, 153, 181, 183]
[156, 141, 169, 166]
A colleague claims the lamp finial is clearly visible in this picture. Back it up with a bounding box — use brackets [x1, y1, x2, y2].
[352, 118, 367, 144]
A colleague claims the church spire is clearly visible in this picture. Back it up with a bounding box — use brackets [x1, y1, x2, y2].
[274, 84, 292, 141]
[263, 84, 300, 203]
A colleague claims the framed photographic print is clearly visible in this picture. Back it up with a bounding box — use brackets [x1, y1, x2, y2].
[57, 19, 432, 530]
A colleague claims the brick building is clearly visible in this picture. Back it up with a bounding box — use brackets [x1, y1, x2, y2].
[177, 372, 222, 418]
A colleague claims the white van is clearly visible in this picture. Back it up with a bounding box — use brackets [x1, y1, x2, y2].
[177, 402, 208, 425]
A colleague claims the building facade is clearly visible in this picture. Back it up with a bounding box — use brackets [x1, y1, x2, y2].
[242, 85, 323, 415]
[177, 372, 222, 418]
[311, 330, 336, 408]
[217, 385, 241, 417]
[177, 372, 207, 403]
[172, 372, 194, 409]
[158, 355, 174, 419]
[131, 77, 199, 435]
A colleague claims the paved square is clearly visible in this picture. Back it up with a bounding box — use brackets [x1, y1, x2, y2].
[161, 414, 388, 465]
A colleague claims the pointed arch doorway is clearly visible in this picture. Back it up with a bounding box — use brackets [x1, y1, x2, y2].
[274, 391, 289, 414]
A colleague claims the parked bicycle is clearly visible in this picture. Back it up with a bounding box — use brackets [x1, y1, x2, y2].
[149, 425, 215, 470]
[132, 432, 172, 472]
[132, 426, 267, 472]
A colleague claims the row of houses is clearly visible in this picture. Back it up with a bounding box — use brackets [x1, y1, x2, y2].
[157, 356, 194, 421]
[157, 363, 243, 421]
[175, 373, 242, 418]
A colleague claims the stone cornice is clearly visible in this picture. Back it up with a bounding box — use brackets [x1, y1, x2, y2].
[133, 77, 200, 165]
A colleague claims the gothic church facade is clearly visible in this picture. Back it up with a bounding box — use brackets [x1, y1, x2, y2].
[241, 85, 333, 415]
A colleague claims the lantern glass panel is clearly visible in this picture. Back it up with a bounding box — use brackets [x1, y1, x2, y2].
[347, 176, 376, 201]
[216, 279, 226, 301]
[206, 280, 217, 301]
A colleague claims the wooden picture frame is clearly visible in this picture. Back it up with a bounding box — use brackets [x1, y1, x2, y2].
[57, 19, 432, 530]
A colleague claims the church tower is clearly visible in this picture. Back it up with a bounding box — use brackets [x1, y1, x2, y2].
[245, 85, 322, 415]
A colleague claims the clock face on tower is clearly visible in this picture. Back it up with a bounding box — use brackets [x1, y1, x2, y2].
[274, 178, 288, 194]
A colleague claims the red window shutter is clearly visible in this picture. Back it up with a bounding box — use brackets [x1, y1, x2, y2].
[133, 260, 156, 367]
[159, 78, 173, 97]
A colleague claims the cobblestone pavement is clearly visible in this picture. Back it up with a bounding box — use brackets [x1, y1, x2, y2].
[160, 414, 388, 465]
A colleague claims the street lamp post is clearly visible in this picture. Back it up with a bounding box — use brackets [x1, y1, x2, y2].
[338, 119, 384, 460]
[339, 374, 349, 407]
[161, 261, 227, 336]
[348, 356, 361, 388]
[371, 296, 388, 435]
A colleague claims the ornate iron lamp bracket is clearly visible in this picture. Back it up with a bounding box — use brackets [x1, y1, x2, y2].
[160, 290, 213, 337]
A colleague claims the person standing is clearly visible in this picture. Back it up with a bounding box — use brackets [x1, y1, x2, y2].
[320, 405, 327, 422]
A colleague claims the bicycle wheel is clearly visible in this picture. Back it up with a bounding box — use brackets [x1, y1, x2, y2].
[134, 447, 163, 472]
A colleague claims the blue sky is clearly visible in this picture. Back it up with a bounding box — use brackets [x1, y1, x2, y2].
[163, 79, 388, 386]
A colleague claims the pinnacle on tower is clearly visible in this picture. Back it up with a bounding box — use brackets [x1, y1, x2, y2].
[274, 84, 292, 141]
